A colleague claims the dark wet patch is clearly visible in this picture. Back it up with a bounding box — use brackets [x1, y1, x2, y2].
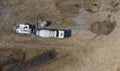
[90, 20, 116, 35]
[0, 26, 6, 40]
[0, 4, 6, 21]
[0, 4, 7, 16]
[0, 31, 3, 40]
[0, 49, 25, 71]
[0, 29, 3, 38]
[7, 49, 57, 71]
[0, 4, 6, 12]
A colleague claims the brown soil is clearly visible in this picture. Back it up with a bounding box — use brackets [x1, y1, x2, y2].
[0, 0, 120, 71]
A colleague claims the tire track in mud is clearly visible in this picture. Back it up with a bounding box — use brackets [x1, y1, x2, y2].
[4, 40, 75, 49]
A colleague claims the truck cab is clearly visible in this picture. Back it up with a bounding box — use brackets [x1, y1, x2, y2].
[16, 24, 31, 35]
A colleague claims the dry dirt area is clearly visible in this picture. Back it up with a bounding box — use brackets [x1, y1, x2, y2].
[0, 0, 120, 71]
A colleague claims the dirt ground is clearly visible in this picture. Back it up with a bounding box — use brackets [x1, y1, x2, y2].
[0, 0, 120, 71]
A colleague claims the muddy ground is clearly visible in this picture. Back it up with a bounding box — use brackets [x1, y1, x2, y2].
[0, 0, 120, 71]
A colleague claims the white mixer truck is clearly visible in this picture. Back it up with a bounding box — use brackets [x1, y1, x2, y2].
[16, 23, 65, 38]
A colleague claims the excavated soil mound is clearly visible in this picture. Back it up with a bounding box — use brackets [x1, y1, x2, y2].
[90, 20, 116, 35]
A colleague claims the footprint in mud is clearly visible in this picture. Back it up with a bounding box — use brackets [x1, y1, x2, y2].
[89, 20, 116, 35]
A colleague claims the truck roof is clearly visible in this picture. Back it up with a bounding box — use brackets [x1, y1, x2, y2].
[58, 31, 65, 38]
[16, 24, 31, 34]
